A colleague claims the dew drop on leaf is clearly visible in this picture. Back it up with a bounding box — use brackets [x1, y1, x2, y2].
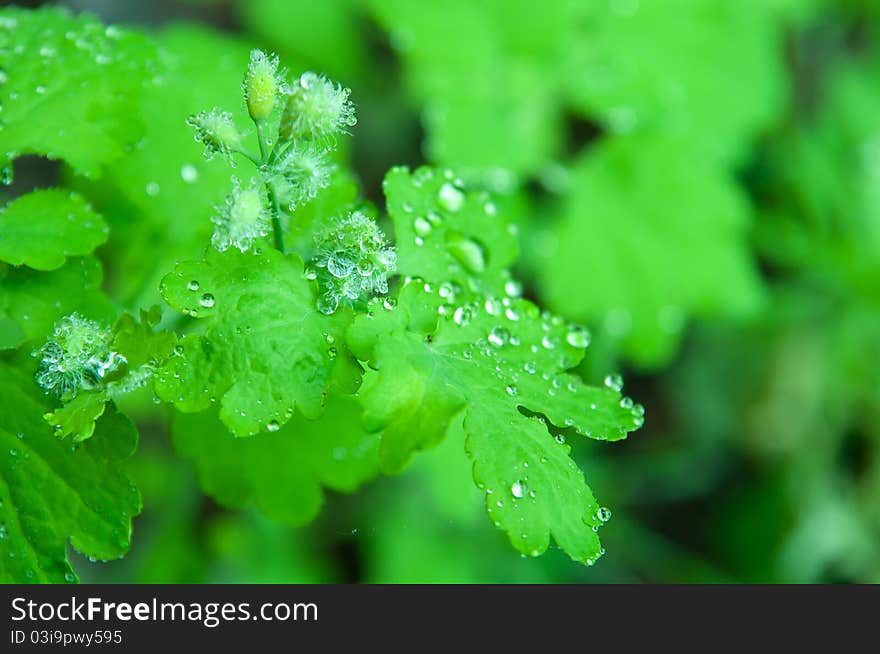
[437, 182, 464, 211]
[604, 374, 623, 391]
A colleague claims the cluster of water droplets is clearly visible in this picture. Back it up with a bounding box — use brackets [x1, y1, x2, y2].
[33, 313, 125, 400]
[309, 210, 396, 314]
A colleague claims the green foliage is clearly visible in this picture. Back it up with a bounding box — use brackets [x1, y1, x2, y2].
[0, 190, 109, 270]
[0, 359, 140, 583]
[536, 135, 765, 365]
[171, 395, 379, 524]
[0, 7, 159, 178]
[157, 247, 356, 435]
[4, 0, 879, 585]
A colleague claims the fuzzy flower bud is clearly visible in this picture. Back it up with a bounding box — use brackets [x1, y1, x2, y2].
[35, 314, 125, 401]
[279, 72, 356, 143]
[276, 142, 335, 211]
[187, 109, 242, 161]
[243, 49, 283, 122]
[310, 210, 396, 314]
[211, 178, 271, 253]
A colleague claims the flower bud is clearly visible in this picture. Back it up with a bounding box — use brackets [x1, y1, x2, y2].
[211, 178, 271, 253]
[35, 314, 124, 400]
[310, 210, 396, 314]
[187, 109, 242, 161]
[244, 50, 282, 122]
[279, 72, 356, 143]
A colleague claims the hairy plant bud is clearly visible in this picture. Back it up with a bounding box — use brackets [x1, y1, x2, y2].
[187, 109, 242, 161]
[35, 313, 125, 400]
[279, 72, 356, 143]
[211, 178, 271, 253]
[310, 210, 396, 314]
[243, 49, 282, 122]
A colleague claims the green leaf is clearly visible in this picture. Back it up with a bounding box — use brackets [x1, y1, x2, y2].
[383, 165, 518, 298]
[0, 190, 109, 270]
[535, 134, 765, 367]
[171, 393, 379, 525]
[157, 247, 358, 436]
[43, 392, 107, 443]
[0, 359, 140, 583]
[0, 256, 116, 342]
[111, 306, 177, 369]
[350, 281, 641, 563]
[344, 165, 644, 563]
[369, 0, 567, 174]
[0, 6, 159, 177]
[565, 0, 786, 164]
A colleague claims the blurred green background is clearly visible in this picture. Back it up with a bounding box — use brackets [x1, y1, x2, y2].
[9, 0, 880, 583]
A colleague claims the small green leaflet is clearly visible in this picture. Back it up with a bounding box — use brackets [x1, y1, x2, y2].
[0, 359, 140, 583]
[0, 6, 159, 177]
[0, 190, 109, 270]
[157, 247, 359, 436]
[172, 394, 379, 525]
[348, 167, 644, 564]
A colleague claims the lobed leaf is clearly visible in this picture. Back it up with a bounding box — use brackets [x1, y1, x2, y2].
[0, 359, 140, 583]
[0, 6, 159, 177]
[157, 247, 359, 436]
[0, 190, 108, 271]
[171, 394, 380, 525]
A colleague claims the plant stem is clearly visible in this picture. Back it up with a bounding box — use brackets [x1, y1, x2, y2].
[252, 119, 285, 254]
[267, 181, 285, 254]
[255, 120, 269, 162]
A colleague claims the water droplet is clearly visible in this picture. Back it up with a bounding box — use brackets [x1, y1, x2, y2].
[317, 293, 339, 315]
[145, 182, 160, 196]
[604, 374, 623, 392]
[596, 507, 612, 523]
[187, 280, 200, 291]
[504, 280, 522, 298]
[327, 253, 354, 278]
[565, 325, 590, 348]
[447, 237, 485, 273]
[180, 164, 199, 183]
[488, 326, 510, 347]
[266, 420, 280, 432]
[438, 182, 464, 211]
[199, 293, 215, 308]
[511, 480, 528, 498]
[453, 306, 473, 326]
[413, 216, 432, 237]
